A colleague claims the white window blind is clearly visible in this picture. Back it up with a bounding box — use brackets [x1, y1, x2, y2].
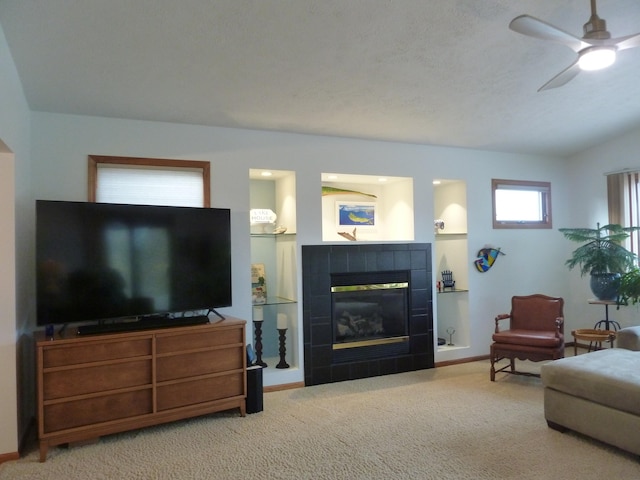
[96, 165, 204, 207]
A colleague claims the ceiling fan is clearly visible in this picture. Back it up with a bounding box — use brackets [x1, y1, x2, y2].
[509, 0, 640, 91]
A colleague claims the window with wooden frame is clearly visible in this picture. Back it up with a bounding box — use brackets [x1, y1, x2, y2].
[492, 179, 552, 229]
[88, 155, 210, 207]
[607, 170, 640, 260]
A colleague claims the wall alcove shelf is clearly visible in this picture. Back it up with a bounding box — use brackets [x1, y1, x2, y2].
[249, 169, 298, 385]
[434, 179, 469, 352]
[35, 318, 246, 462]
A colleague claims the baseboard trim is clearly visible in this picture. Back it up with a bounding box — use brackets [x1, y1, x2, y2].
[0, 451, 19, 464]
[264, 381, 305, 393]
[435, 354, 490, 368]
[0, 417, 31, 464]
[263, 356, 494, 390]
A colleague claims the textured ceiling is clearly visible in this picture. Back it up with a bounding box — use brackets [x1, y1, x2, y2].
[1, 0, 640, 157]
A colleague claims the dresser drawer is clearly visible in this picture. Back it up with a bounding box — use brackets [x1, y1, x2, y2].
[157, 372, 244, 411]
[43, 337, 152, 368]
[43, 388, 152, 434]
[156, 327, 243, 354]
[43, 359, 152, 400]
[156, 347, 243, 382]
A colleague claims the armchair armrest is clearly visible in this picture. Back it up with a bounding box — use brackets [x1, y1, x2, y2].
[494, 313, 511, 333]
[555, 317, 564, 338]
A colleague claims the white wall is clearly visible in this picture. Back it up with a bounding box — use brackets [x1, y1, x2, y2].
[0, 21, 31, 458]
[30, 111, 573, 373]
[566, 127, 640, 332]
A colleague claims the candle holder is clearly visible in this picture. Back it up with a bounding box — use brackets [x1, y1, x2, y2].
[253, 320, 268, 367]
[276, 328, 290, 369]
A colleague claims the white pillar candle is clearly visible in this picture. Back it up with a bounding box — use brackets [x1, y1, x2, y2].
[277, 313, 287, 329]
[252, 306, 264, 322]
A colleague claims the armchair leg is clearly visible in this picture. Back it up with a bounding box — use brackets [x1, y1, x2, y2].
[510, 358, 515, 373]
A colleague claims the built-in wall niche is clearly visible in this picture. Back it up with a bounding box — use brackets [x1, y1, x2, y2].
[321, 173, 414, 242]
[249, 169, 299, 386]
[250, 169, 296, 235]
[434, 180, 467, 235]
[433, 179, 469, 352]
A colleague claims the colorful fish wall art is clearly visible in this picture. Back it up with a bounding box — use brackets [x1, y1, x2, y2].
[474, 246, 505, 272]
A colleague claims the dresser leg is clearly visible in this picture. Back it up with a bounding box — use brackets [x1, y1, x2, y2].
[39, 441, 48, 462]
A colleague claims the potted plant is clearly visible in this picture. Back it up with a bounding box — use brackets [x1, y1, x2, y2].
[559, 223, 639, 300]
[617, 267, 640, 307]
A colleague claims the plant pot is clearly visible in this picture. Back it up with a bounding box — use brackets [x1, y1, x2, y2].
[590, 272, 621, 301]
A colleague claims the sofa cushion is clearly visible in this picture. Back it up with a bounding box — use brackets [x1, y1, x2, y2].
[541, 348, 640, 417]
[617, 326, 640, 351]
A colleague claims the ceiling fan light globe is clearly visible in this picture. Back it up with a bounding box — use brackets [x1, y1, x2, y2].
[578, 47, 616, 71]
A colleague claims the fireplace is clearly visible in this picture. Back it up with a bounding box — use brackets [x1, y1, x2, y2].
[332, 270, 410, 362]
[302, 243, 433, 386]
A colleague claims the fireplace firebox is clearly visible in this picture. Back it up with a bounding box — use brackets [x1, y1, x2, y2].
[331, 271, 410, 363]
[303, 243, 433, 386]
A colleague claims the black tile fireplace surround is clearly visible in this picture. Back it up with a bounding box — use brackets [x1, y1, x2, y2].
[302, 243, 434, 386]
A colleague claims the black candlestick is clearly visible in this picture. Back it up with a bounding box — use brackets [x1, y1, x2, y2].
[253, 320, 267, 367]
[276, 328, 290, 369]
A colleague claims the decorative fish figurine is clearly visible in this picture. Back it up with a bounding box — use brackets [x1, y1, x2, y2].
[474, 247, 505, 272]
[338, 228, 358, 241]
[321, 186, 377, 198]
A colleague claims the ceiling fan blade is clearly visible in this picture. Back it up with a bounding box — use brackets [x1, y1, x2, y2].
[614, 32, 640, 51]
[510, 15, 590, 52]
[538, 60, 581, 91]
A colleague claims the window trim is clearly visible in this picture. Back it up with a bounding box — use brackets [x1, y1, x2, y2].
[88, 155, 211, 207]
[492, 178, 552, 229]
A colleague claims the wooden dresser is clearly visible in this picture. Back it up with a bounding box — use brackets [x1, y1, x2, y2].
[35, 317, 246, 462]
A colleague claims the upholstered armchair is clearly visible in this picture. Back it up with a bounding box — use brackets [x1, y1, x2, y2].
[490, 294, 564, 381]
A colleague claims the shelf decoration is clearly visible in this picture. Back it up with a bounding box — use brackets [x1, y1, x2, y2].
[441, 270, 455, 290]
[276, 313, 290, 369]
[252, 306, 267, 368]
[336, 202, 376, 227]
[335, 201, 376, 241]
[446, 327, 456, 346]
[251, 263, 267, 304]
[250, 208, 277, 224]
[338, 227, 358, 241]
[322, 186, 377, 198]
[250, 208, 277, 233]
[474, 246, 505, 273]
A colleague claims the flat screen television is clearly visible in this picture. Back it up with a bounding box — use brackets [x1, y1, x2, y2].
[36, 200, 232, 332]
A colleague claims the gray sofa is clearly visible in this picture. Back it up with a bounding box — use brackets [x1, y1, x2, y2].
[540, 326, 640, 456]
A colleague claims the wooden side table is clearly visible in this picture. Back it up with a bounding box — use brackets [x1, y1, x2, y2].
[571, 328, 616, 356]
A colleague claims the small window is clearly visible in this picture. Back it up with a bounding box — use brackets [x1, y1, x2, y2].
[492, 179, 552, 229]
[88, 155, 210, 207]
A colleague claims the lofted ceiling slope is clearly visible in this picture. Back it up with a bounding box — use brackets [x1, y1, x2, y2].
[1, 0, 640, 157]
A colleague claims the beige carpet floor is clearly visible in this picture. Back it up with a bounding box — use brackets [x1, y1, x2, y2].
[2, 359, 639, 479]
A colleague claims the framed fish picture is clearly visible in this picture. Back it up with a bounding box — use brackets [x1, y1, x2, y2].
[335, 201, 376, 229]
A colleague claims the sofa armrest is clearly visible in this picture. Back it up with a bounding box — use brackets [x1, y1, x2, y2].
[617, 326, 640, 351]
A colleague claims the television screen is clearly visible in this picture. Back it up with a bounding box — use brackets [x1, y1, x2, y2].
[36, 200, 232, 326]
